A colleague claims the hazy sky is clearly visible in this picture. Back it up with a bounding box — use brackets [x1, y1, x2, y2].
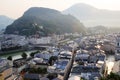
[1, 0, 120, 19]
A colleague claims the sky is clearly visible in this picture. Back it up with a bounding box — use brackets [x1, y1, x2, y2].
[1, 0, 120, 19]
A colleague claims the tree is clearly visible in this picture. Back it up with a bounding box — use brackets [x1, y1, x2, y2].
[100, 72, 120, 80]
[30, 51, 40, 58]
[30, 52, 35, 58]
[7, 56, 12, 61]
[78, 61, 84, 65]
[29, 67, 47, 74]
[48, 56, 58, 66]
[47, 73, 58, 80]
[35, 50, 40, 53]
[21, 52, 27, 59]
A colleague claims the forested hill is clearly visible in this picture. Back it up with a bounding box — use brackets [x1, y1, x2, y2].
[5, 7, 85, 36]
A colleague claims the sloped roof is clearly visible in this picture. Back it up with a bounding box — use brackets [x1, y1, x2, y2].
[24, 73, 41, 80]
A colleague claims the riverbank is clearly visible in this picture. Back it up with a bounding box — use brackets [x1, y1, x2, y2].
[0, 50, 37, 60]
[0, 49, 25, 55]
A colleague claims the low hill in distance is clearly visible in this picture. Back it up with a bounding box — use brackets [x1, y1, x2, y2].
[0, 15, 14, 30]
[63, 3, 120, 27]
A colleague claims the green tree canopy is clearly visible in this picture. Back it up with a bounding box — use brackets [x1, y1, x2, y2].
[48, 56, 58, 66]
[7, 56, 12, 61]
[101, 72, 120, 80]
[21, 52, 27, 59]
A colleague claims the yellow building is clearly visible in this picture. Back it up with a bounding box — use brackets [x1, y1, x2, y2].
[0, 59, 13, 80]
[0, 68, 12, 80]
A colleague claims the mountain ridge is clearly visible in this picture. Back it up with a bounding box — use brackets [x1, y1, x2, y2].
[63, 3, 120, 27]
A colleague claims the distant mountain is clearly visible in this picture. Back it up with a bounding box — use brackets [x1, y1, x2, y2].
[5, 7, 85, 36]
[0, 15, 14, 30]
[63, 3, 120, 27]
[87, 25, 108, 34]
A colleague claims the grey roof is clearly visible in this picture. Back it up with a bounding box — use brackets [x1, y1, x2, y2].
[89, 56, 98, 63]
[89, 72, 102, 80]
[0, 58, 11, 73]
[40, 77, 49, 80]
[97, 55, 105, 61]
[0, 58, 8, 66]
[13, 58, 27, 68]
[24, 73, 41, 80]
[71, 65, 100, 73]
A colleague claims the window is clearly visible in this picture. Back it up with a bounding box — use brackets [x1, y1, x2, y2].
[117, 50, 120, 53]
[117, 43, 119, 46]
